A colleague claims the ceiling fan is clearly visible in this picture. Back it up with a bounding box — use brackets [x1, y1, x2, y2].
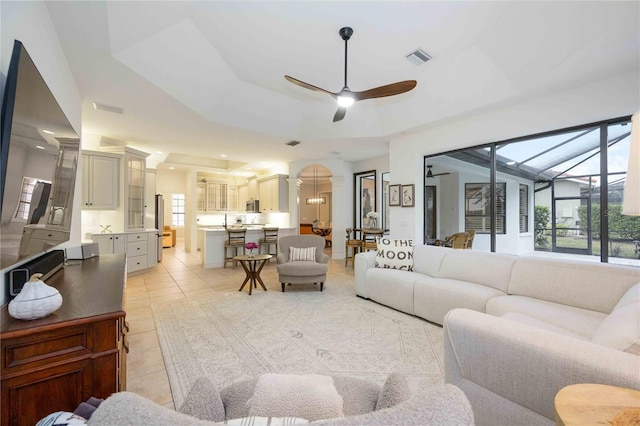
[426, 165, 451, 178]
[284, 27, 417, 122]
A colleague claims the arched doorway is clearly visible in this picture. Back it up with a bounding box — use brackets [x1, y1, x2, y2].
[298, 165, 333, 249]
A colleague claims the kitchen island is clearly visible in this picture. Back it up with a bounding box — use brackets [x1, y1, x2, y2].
[199, 226, 297, 268]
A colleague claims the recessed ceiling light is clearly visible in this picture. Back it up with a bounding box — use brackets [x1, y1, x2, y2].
[36, 145, 45, 149]
[220, 154, 227, 157]
[157, 151, 163, 154]
[169, 167, 175, 170]
[247, 167, 252, 170]
[506, 161, 517, 166]
[42, 129, 55, 135]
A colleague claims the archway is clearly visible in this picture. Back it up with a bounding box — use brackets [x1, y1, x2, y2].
[298, 165, 333, 247]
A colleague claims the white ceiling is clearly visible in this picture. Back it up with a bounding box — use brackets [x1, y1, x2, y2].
[44, 1, 640, 174]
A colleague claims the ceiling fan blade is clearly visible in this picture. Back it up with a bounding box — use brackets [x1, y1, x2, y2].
[285, 75, 337, 98]
[433, 172, 451, 177]
[353, 80, 417, 101]
[333, 106, 347, 122]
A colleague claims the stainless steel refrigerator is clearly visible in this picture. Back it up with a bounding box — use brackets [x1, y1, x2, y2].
[155, 194, 164, 262]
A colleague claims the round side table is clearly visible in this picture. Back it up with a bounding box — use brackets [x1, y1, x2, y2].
[555, 383, 640, 425]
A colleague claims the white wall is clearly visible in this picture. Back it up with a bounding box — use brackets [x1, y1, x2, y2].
[389, 69, 640, 242]
[1, 2, 82, 298]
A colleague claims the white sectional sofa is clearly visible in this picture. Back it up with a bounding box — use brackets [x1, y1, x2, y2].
[355, 245, 640, 425]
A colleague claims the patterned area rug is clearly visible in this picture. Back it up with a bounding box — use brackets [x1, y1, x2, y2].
[152, 289, 444, 408]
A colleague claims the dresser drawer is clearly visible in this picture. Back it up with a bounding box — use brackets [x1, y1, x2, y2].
[127, 255, 148, 273]
[126, 232, 147, 243]
[126, 241, 147, 257]
[1, 325, 92, 374]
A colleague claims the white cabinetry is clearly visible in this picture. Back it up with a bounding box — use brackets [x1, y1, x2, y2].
[238, 184, 248, 211]
[97, 146, 150, 231]
[144, 169, 157, 229]
[258, 175, 288, 212]
[82, 151, 119, 209]
[197, 180, 232, 212]
[92, 234, 126, 255]
[92, 230, 158, 273]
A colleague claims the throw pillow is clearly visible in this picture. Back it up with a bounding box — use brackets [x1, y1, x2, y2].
[36, 412, 87, 426]
[248, 373, 344, 421]
[591, 302, 640, 353]
[374, 238, 414, 271]
[289, 247, 316, 262]
[217, 416, 309, 425]
[375, 372, 411, 410]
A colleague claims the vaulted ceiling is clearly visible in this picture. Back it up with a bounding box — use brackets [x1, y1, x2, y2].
[44, 1, 639, 173]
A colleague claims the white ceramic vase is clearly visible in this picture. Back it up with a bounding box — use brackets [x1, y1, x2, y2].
[8, 273, 63, 320]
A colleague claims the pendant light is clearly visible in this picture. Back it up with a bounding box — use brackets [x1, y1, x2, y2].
[306, 166, 326, 204]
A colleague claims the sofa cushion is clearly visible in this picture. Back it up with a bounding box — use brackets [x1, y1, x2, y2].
[613, 283, 640, 310]
[413, 276, 506, 325]
[500, 312, 587, 340]
[486, 295, 606, 339]
[375, 372, 411, 411]
[438, 250, 517, 293]
[509, 257, 640, 313]
[277, 261, 328, 277]
[591, 302, 640, 353]
[374, 238, 414, 271]
[412, 245, 451, 277]
[248, 374, 343, 421]
[365, 269, 418, 315]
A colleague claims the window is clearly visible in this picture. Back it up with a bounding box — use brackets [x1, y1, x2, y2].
[172, 194, 185, 227]
[519, 184, 529, 233]
[13, 177, 48, 221]
[465, 183, 506, 234]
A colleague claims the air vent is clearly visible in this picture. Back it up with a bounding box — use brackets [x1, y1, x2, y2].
[92, 102, 124, 114]
[405, 49, 431, 65]
[286, 140, 301, 147]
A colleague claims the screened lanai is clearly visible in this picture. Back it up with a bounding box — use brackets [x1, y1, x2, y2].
[423, 116, 639, 266]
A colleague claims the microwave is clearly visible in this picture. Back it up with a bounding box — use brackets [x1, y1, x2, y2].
[246, 200, 259, 212]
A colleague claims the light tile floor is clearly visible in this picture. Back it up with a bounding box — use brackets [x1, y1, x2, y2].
[125, 243, 353, 409]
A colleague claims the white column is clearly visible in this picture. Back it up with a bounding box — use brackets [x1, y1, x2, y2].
[330, 176, 345, 259]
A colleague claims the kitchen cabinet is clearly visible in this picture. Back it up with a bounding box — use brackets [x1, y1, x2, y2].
[92, 230, 158, 273]
[258, 174, 289, 212]
[96, 146, 149, 231]
[197, 180, 231, 212]
[92, 233, 126, 255]
[1, 254, 127, 426]
[82, 151, 119, 210]
[144, 169, 157, 229]
[238, 184, 248, 211]
[125, 151, 146, 230]
[248, 177, 258, 200]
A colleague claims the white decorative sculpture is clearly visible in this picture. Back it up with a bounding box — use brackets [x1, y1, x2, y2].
[8, 273, 63, 320]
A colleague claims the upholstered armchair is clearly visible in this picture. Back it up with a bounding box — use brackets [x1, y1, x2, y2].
[277, 235, 329, 292]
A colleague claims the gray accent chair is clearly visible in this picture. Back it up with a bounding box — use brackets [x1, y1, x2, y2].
[277, 235, 329, 292]
[88, 374, 474, 425]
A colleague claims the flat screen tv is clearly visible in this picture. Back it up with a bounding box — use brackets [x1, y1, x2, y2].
[0, 40, 80, 271]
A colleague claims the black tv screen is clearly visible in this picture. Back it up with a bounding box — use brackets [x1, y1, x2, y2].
[0, 40, 80, 271]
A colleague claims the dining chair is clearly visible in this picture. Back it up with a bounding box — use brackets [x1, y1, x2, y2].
[224, 228, 247, 268]
[345, 228, 362, 267]
[361, 228, 385, 252]
[259, 227, 279, 259]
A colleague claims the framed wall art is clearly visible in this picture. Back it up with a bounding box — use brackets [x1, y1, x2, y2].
[401, 184, 415, 207]
[389, 184, 401, 206]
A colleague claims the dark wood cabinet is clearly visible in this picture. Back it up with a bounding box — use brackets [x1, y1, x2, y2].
[1, 254, 127, 426]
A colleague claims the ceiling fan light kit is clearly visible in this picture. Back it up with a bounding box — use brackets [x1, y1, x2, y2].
[284, 27, 417, 122]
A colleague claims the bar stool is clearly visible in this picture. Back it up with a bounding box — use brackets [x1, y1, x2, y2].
[224, 228, 246, 268]
[362, 228, 385, 251]
[345, 228, 362, 267]
[259, 227, 279, 260]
